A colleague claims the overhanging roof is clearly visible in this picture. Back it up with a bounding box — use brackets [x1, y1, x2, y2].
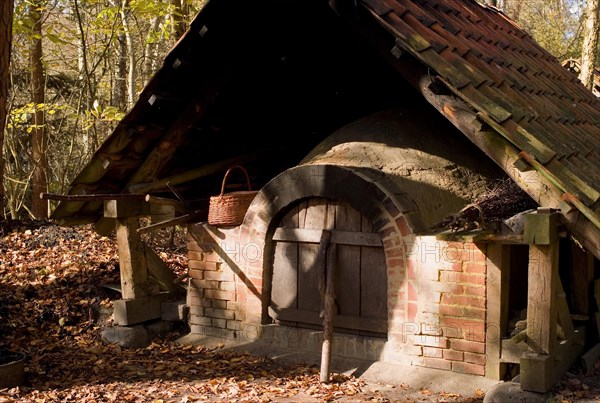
[51, 0, 600, 258]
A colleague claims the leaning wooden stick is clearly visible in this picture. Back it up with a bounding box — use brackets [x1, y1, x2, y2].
[319, 230, 335, 383]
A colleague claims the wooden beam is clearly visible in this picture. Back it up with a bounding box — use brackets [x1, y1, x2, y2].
[486, 243, 510, 380]
[524, 209, 559, 245]
[42, 192, 147, 201]
[526, 212, 560, 354]
[137, 211, 206, 234]
[144, 243, 184, 294]
[272, 227, 382, 247]
[126, 150, 274, 194]
[570, 243, 595, 316]
[104, 199, 151, 218]
[116, 217, 148, 299]
[145, 195, 188, 213]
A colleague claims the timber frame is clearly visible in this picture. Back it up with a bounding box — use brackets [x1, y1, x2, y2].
[465, 208, 590, 392]
[47, 0, 600, 393]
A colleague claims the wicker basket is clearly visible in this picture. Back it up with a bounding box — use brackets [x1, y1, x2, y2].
[208, 165, 258, 226]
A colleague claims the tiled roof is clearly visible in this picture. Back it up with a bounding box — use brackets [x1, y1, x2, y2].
[361, 0, 600, 204]
[358, 0, 600, 253]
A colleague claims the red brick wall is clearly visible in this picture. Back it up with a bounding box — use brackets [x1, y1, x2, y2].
[187, 225, 245, 339]
[399, 237, 487, 376]
[184, 165, 490, 377]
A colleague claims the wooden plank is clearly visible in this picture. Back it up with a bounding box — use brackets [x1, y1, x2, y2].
[361, 246, 387, 320]
[486, 243, 510, 380]
[126, 151, 271, 194]
[527, 241, 559, 354]
[271, 241, 298, 310]
[334, 202, 361, 317]
[267, 307, 387, 334]
[104, 199, 150, 218]
[145, 195, 188, 213]
[143, 243, 182, 293]
[435, 228, 493, 242]
[41, 192, 146, 201]
[116, 217, 148, 299]
[113, 295, 163, 326]
[137, 211, 206, 234]
[272, 228, 382, 247]
[524, 209, 559, 245]
[298, 201, 328, 313]
[570, 244, 595, 315]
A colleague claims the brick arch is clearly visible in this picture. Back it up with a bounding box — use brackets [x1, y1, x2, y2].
[237, 164, 423, 338]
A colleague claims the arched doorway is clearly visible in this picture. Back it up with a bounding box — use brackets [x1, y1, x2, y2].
[268, 197, 388, 338]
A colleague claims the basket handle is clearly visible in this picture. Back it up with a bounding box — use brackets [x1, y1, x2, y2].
[219, 165, 253, 197]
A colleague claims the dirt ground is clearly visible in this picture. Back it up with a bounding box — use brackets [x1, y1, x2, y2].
[1, 220, 600, 402]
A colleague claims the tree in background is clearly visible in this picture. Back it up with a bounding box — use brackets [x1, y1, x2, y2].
[2, 0, 205, 219]
[29, 0, 48, 219]
[580, 0, 600, 89]
[0, 0, 14, 217]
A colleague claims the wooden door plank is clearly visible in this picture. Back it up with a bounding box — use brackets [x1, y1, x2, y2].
[271, 241, 299, 310]
[272, 227, 382, 246]
[335, 202, 361, 317]
[361, 246, 388, 320]
[298, 201, 329, 313]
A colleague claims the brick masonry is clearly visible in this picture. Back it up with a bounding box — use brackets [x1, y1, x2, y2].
[185, 165, 489, 377]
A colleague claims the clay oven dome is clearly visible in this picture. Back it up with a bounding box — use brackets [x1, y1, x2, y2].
[301, 107, 506, 230]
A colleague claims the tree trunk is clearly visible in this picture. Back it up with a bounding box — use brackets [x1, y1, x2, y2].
[0, 0, 14, 218]
[143, 15, 162, 84]
[30, 0, 48, 219]
[170, 0, 188, 40]
[580, 0, 600, 90]
[113, 32, 127, 110]
[120, 0, 136, 108]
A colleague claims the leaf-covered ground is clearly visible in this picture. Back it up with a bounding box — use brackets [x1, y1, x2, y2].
[0, 221, 599, 402]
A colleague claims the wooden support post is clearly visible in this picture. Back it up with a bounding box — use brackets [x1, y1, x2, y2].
[318, 230, 333, 383]
[525, 209, 560, 355]
[570, 243, 595, 316]
[116, 217, 148, 300]
[486, 242, 510, 380]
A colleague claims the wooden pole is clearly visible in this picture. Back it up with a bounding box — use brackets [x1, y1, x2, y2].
[525, 211, 559, 354]
[319, 230, 334, 383]
[116, 217, 149, 299]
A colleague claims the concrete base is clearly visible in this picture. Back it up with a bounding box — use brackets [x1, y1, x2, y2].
[175, 333, 501, 398]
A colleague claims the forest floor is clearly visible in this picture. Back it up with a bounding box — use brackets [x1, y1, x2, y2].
[0, 220, 599, 402]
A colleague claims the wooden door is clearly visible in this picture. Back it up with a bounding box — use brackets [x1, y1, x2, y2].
[269, 198, 387, 337]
